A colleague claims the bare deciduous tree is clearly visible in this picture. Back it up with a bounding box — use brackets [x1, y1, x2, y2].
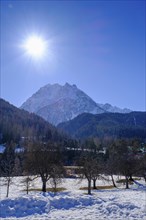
[50, 164, 65, 194]
[21, 173, 37, 194]
[25, 142, 64, 193]
[0, 143, 15, 197]
[79, 154, 101, 195]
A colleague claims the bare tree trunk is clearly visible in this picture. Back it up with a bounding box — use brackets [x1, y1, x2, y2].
[42, 180, 47, 192]
[129, 174, 133, 181]
[93, 179, 97, 189]
[6, 178, 11, 197]
[111, 175, 116, 187]
[54, 181, 57, 192]
[27, 181, 29, 194]
[125, 176, 129, 189]
[88, 180, 91, 195]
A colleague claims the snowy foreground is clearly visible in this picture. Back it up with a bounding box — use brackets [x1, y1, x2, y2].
[0, 176, 146, 220]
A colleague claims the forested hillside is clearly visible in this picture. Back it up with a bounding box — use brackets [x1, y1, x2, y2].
[0, 99, 64, 143]
[58, 112, 146, 140]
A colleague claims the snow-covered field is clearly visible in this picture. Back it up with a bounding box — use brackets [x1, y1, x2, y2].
[0, 176, 146, 219]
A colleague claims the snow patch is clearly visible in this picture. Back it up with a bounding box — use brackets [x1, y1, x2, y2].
[0, 177, 145, 219]
[0, 195, 50, 218]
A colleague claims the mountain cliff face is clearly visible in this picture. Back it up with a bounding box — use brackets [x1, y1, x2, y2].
[21, 83, 131, 125]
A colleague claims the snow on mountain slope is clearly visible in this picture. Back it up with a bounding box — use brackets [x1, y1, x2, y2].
[21, 83, 131, 125]
[21, 83, 105, 125]
[98, 103, 131, 113]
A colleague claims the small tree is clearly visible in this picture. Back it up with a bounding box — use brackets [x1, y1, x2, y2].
[0, 143, 15, 197]
[21, 174, 37, 194]
[106, 144, 119, 188]
[79, 154, 100, 195]
[50, 164, 65, 194]
[109, 139, 137, 189]
[26, 149, 51, 192]
[92, 158, 101, 189]
[21, 176, 33, 194]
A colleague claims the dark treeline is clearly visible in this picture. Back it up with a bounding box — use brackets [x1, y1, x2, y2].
[0, 98, 66, 143]
[58, 111, 146, 140]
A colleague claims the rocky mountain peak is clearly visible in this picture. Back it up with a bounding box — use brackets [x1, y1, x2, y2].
[21, 83, 131, 125]
[21, 83, 105, 125]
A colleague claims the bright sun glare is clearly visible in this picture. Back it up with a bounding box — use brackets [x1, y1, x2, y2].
[24, 36, 46, 58]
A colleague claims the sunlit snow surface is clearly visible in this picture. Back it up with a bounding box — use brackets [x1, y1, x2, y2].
[0, 177, 146, 219]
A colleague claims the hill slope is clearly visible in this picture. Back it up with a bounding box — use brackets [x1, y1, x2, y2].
[0, 98, 63, 143]
[58, 111, 146, 140]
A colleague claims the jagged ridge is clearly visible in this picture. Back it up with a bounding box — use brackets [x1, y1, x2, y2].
[21, 83, 131, 125]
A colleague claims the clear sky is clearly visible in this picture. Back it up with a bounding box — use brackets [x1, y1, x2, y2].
[1, 0, 145, 111]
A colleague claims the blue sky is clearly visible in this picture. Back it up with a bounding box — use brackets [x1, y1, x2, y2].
[1, 0, 145, 111]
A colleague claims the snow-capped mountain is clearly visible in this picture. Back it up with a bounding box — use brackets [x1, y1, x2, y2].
[97, 103, 131, 114]
[21, 83, 105, 125]
[21, 83, 131, 125]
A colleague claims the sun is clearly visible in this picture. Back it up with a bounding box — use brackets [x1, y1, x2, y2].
[24, 36, 47, 58]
